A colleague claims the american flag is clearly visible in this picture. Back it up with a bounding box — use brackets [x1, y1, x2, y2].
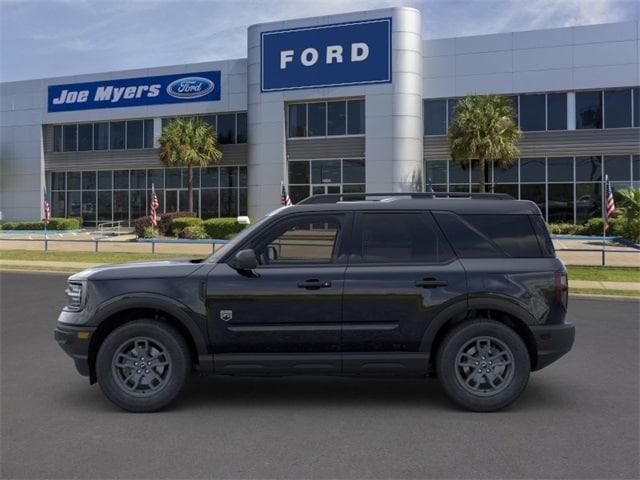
[604, 174, 616, 232]
[281, 181, 292, 206]
[150, 185, 160, 227]
[42, 188, 51, 224]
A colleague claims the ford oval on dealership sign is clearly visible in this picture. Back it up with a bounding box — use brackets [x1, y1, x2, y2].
[261, 18, 391, 92]
[166, 77, 215, 99]
[48, 71, 221, 112]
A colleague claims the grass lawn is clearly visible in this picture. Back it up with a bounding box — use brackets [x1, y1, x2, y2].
[0, 250, 204, 264]
[570, 287, 640, 298]
[567, 266, 640, 283]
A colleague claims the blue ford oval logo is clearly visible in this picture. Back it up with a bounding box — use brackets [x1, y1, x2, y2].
[166, 76, 215, 99]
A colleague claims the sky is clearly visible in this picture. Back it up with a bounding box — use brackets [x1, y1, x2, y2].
[1, 0, 638, 82]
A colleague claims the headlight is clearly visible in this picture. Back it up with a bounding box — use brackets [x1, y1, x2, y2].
[64, 282, 85, 311]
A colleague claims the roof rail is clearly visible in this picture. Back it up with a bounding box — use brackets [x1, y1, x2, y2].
[297, 192, 514, 205]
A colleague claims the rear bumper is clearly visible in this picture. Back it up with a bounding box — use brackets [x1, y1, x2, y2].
[54, 324, 95, 377]
[530, 321, 575, 371]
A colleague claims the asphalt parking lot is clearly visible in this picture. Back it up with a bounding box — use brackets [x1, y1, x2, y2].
[1, 271, 638, 479]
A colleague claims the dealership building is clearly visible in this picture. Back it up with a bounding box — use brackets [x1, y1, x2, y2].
[1, 7, 638, 225]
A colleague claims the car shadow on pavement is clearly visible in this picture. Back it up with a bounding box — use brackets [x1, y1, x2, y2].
[54, 373, 572, 414]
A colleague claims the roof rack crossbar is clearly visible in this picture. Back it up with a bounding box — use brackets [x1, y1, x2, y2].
[297, 192, 514, 205]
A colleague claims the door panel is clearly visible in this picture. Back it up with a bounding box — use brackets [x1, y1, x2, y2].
[341, 211, 467, 373]
[206, 212, 349, 360]
[207, 264, 345, 354]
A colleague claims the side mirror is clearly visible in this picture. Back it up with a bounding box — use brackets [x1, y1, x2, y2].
[234, 249, 258, 271]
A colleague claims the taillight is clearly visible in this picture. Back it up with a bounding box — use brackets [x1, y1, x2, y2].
[555, 270, 568, 310]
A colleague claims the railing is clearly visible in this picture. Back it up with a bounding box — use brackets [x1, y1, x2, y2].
[0, 237, 227, 254]
[554, 247, 639, 266]
[97, 220, 123, 235]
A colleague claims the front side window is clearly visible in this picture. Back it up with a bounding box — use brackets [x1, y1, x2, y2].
[254, 215, 343, 265]
[356, 212, 454, 264]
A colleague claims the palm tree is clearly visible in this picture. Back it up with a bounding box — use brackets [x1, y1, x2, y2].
[448, 94, 521, 192]
[616, 188, 640, 221]
[158, 118, 222, 213]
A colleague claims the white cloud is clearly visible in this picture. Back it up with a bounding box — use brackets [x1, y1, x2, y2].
[1, 0, 637, 81]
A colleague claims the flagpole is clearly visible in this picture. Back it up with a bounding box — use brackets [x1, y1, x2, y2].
[602, 175, 606, 266]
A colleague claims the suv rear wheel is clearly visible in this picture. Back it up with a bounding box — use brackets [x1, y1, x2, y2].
[436, 319, 530, 412]
[96, 320, 190, 412]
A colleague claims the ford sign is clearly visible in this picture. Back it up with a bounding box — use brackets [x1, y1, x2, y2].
[261, 18, 391, 92]
[48, 71, 221, 112]
[166, 77, 215, 99]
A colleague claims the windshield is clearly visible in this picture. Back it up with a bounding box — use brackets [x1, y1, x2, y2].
[205, 207, 287, 263]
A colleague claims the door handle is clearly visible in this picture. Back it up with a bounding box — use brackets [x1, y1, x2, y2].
[415, 278, 448, 288]
[297, 279, 332, 289]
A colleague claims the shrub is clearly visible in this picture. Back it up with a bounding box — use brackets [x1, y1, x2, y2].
[0, 222, 19, 230]
[141, 226, 156, 239]
[159, 211, 196, 236]
[546, 223, 581, 235]
[170, 217, 203, 237]
[203, 217, 247, 239]
[48, 217, 81, 230]
[133, 216, 153, 237]
[179, 225, 208, 239]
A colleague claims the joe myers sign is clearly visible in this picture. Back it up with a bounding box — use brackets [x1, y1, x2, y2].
[261, 18, 391, 92]
[48, 71, 221, 112]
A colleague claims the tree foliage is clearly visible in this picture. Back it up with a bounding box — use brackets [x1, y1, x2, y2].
[158, 118, 222, 212]
[448, 94, 521, 192]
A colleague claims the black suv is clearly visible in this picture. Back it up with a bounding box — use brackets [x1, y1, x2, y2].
[55, 193, 574, 412]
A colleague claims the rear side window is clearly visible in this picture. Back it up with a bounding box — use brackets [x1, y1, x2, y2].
[461, 214, 542, 257]
[433, 212, 502, 258]
[355, 212, 455, 264]
[530, 215, 556, 257]
[434, 212, 544, 258]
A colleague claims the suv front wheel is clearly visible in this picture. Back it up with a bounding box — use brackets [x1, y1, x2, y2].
[96, 320, 190, 412]
[436, 319, 530, 412]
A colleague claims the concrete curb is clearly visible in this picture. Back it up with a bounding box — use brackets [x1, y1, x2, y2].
[570, 293, 640, 303]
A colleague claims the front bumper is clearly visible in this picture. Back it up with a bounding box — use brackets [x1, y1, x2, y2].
[54, 323, 96, 377]
[530, 321, 575, 371]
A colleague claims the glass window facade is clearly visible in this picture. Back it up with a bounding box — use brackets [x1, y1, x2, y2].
[425, 92, 570, 135]
[576, 91, 603, 129]
[424, 99, 447, 135]
[288, 159, 365, 203]
[425, 154, 638, 224]
[287, 99, 365, 138]
[519, 94, 546, 131]
[604, 88, 632, 128]
[50, 113, 247, 153]
[48, 166, 248, 226]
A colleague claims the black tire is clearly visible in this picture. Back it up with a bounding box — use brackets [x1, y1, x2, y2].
[96, 320, 190, 412]
[436, 319, 530, 412]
